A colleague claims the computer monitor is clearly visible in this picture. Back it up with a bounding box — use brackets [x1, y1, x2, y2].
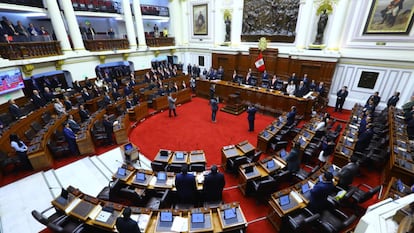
[191, 213, 205, 223]
[301, 183, 310, 194]
[279, 116, 284, 122]
[157, 172, 167, 181]
[303, 131, 310, 139]
[160, 211, 173, 222]
[175, 152, 184, 159]
[224, 208, 237, 220]
[244, 166, 254, 174]
[276, 121, 282, 127]
[124, 143, 133, 152]
[396, 179, 405, 192]
[135, 172, 146, 181]
[160, 150, 169, 156]
[279, 195, 290, 206]
[270, 125, 275, 131]
[309, 124, 315, 131]
[60, 188, 69, 199]
[341, 146, 350, 156]
[262, 131, 268, 137]
[299, 137, 306, 147]
[280, 149, 287, 159]
[117, 167, 126, 176]
[267, 160, 275, 169]
[344, 138, 353, 147]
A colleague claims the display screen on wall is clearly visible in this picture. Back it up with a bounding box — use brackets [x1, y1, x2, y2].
[198, 56, 204, 66]
[0, 68, 25, 95]
[358, 71, 379, 89]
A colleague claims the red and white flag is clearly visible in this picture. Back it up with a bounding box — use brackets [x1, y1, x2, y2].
[255, 52, 265, 72]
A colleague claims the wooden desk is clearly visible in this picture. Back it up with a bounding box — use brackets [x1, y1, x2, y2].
[154, 149, 173, 163]
[68, 198, 99, 221]
[91, 205, 122, 229]
[189, 150, 207, 164]
[217, 202, 247, 232]
[188, 209, 214, 233]
[221, 145, 243, 168]
[152, 88, 192, 111]
[127, 103, 148, 122]
[236, 140, 255, 158]
[258, 157, 286, 175]
[238, 163, 266, 195]
[171, 151, 189, 164]
[113, 114, 130, 145]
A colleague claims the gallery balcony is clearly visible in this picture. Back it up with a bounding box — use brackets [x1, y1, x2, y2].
[83, 38, 129, 52]
[0, 41, 63, 60]
[145, 37, 175, 47]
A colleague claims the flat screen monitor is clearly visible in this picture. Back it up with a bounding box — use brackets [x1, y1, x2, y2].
[160, 211, 173, 222]
[124, 143, 133, 151]
[135, 172, 146, 181]
[344, 138, 353, 147]
[224, 208, 237, 220]
[309, 124, 315, 131]
[117, 167, 126, 176]
[276, 121, 282, 127]
[244, 166, 254, 174]
[270, 125, 275, 131]
[279, 195, 290, 206]
[262, 131, 268, 137]
[396, 179, 405, 192]
[160, 150, 169, 156]
[157, 172, 167, 181]
[280, 149, 287, 159]
[0, 68, 25, 95]
[303, 131, 310, 139]
[341, 146, 350, 156]
[60, 188, 69, 199]
[267, 160, 275, 169]
[299, 137, 306, 147]
[191, 213, 204, 223]
[279, 116, 284, 122]
[175, 152, 184, 159]
[301, 183, 310, 194]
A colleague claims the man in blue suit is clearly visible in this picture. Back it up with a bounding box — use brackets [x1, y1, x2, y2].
[175, 165, 197, 204]
[286, 106, 296, 126]
[63, 122, 79, 155]
[308, 171, 335, 213]
[203, 165, 225, 202]
[247, 104, 257, 132]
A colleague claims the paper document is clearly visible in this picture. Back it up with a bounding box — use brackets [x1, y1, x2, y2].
[95, 210, 112, 222]
[137, 214, 150, 232]
[171, 216, 188, 232]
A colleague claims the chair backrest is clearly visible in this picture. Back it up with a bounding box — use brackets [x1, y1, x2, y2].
[167, 164, 182, 173]
[25, 128, 36, 140]
[360, 185, 381, 203]
[151, 161, 166, 172]
[31, 121, 42, 132]
[31, 210, 48, 226]
[190, 163, 205, 172]
[335, 124, 343, 133]
[250, 151, 262, 163]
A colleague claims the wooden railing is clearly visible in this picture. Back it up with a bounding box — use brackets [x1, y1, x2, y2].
[83, 39, 129, 51]
[0, 41, 63, 60]
[146, 37, 175, 47]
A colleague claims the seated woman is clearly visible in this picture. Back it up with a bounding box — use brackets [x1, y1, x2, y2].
[54, 98, 66, 116]
[286, 81, 296, 96]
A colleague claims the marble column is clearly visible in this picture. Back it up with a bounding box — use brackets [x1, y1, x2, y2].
[45, 0, 72, 51]
[168, 0, 183, 45]
[132, 0, 146, 47]
[295, 0, 314, 49]
[122, 0, 137, 49]
[58, 0, 85, 51]
[326, 0, 350, 51]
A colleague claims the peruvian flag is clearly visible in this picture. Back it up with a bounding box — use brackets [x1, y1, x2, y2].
[255, 52, 265, 72]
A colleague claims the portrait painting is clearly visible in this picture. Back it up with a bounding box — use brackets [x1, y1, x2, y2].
[193, 4, 208, 35]
[364, 0, 414, 34]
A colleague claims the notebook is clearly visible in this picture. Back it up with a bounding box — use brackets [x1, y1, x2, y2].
[279, 195, 290, 206]
[223, 208, 237, 220]
[191, 213, 204, 223]
[160, 211, 173, 222]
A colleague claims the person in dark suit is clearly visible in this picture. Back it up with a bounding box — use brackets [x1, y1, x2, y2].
[407, 112, 414, 140]
[67, 115, 81, 133]
[209, 84, 215, 101]
[366, 91, 381, 112]
[247, 104, 257, 132]
[86, 24, 96, 40]
[116, 207, 141, 233]
[175, 165, 197, 204]
[285, 142, 301, 173]
[203, 165, 225, 202]
[103, 114, 114, 145]
[31, 90, 47, 109]
[125, 95, 134, 109]
[43, 87, 54, 103]
[168, 93, 177, 117]
[0, 119, 4, 135]
[295, 81, 309, 98]
[103, 92, 112, 106]
[72, 80, 82, 92]
[335, 86, 348, 112]
[316, 82, 325, 96]
[111, 88, 121, 101]
[78, 104, 90, 122]
[337, 157, 359, 190]
[286, 106, 296, 126]
[308, 171, 335, 213]
[8, 99, 23, 120]
[63, 96, 73, 111]
[81, 88, 92, 102]
[63, 122, 79, 155]
[355, 124, 374, 152]
[124, 82, 132, 96]
[387, 91, 400, 108]
[210, 96, 219, 123]
[288, 72, 298, 85]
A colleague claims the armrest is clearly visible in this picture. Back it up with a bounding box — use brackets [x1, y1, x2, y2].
[343, 215, 357, 227]
[357, 183, 373, 190]
[333, 208, 349, 220]
[304, 213, 320, 223]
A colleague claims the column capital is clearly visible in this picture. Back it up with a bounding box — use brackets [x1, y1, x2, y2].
[55, 60, 64, 70]
[22, 64, 35, 76]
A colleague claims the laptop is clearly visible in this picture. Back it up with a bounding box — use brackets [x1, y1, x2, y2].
[124, 143, 133, 152]
[280, 149, 287, 159]
[175, 152, 184, 159]
[224, 208, 237, 220]
[160, 211, 173, 222]
[135, 172, 146, 181]
[267, 160, 276, 169]
[279, 195, 290, 206]
[341, 146, 350, 156]
[303, 131, 310, 139]
[157, 172, 167, 182]
[244, 166, 254, 174]
[191, 213, 205, 223]
[262, 131, 268, 137]
[160, 150, 169, 156]
[117, 167, 126, 176]
[299, 137, 306, 147]
[270, 125, 275, 131]
[301, 182, 310, 194]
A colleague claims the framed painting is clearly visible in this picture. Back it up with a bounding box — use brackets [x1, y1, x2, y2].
[364, 0, 414, 34]
[193, 4, 208, 35]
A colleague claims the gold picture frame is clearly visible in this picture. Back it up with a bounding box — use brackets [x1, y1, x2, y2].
[193, 4, 208, 35]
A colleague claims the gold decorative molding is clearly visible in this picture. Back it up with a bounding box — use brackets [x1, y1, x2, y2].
[55, 60, 64, 70]
[122, 53, 129, 61]
[22, 64, 34, 76]
[99, 55, 106, 64]
[170, 49, 176, 55]
[154, 50, 160, 57]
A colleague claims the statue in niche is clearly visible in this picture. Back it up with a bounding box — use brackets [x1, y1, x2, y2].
[225, 16, 231, 42]
[314, 10, 328, 45]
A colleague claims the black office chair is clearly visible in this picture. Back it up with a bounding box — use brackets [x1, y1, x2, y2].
[189, 163, 206, 172]
[46, 219, 85, 233]
[167, 163, 182, 173]
[295, 165, 320, 181]
[251, 176, 278, 202]
[226, 156, 248, 174]
[286, 208, 320, 233]
[316, 208, 357, 233]
[30, 121, 43, 133]
[349, 184, 381, 211]
[247, 150, 262, 163]
[47, 139, 70, 159]
[145, 189, 170, 209]
[41, 112, 53, 126]
[0, 150, 21, 175]
[31, 206, 67, 227]
[90, 127, 109, 147]
[151, 161, 166, 172]
[24, 128, 36, 142]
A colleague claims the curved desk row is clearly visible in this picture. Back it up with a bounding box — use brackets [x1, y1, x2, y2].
[50, 186, 247, 232]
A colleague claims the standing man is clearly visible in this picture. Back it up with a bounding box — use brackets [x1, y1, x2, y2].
[168, 93, 177, 117]
[335, 86, 348, 112]
[247, 104, 257, 132]
[175, 165, 197, 204]
[63, 122, 79, 155]
[116, 207, 141, 233]
[103, 114, 114, 145]
[210, 96, 219, 123]
[203, 165, 225, 202]
[286, 106, 297, 126]
[387, 91, 400, 108]
[308, 171, 335, 213]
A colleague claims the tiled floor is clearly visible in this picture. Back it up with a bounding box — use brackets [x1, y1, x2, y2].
[0, 147, 151, 233]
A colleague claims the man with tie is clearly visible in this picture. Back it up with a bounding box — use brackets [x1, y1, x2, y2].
[81, 88, 91, 102]
[31, 90, 46, 109]
[63, 122, 79, 155]
[175, 165, 197, 204]
[103, 114, 114, 145]
[43, 87, 54, 103]
[286, 106, 297, 126]
[86, 23, 96, 40]
[335, 86, 348, 112]
[67, 115, 81, 133]
[8, 99, 23, 120]
[247, 104, 257, 132]
[387, 91, 400, 108]
[366, 91, 381, 112]
[203, 165, 225, 202]
[78, 104, 90, 122]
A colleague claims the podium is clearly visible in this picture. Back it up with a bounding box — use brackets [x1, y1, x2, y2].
[221, 93, 245, 115]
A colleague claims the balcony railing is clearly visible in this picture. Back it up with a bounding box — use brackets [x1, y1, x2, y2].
[0, 41, 62, 60]
[2, 0, 44, 8]
[141, 4, 169, 17]
[146, 37, 175, 47]
[71, 0, 120, 13]
[83, 38, 129, 51]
